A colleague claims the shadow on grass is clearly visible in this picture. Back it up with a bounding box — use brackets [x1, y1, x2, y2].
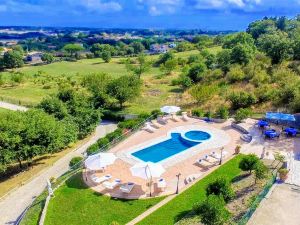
[65, 173, 88, 189]
[169, 87, 183, 93]
[231, 173, 251, 183]
[174, 210, 193, 223]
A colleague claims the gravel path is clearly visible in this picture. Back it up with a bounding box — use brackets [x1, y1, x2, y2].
[0, 121, 117, 225]
[0, 101, 28, 111]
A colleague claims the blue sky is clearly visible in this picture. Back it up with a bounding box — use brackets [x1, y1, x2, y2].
[0, 0, 300, 30]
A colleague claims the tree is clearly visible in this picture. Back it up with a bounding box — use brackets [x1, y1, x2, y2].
[189, 84, 218, 104]
[130, 42, 145, 54]
[239, 154, 260, 174]
[257, 32, 292, 64]
[247, 19, 277, 39]
[126, 54, 151, 78]
[216, 49, 232, 73]
[156, 51, 174, 66]
[101, 51, 111, 63]
[2, 50, 24, 69]
[234, 108, 253, 123]
[228, 92, 257, 110]
[206, 177, 235, 202]
[41, 53, 54, 64]
[223, 32, 255, 49]
[227, 65, 245, 83]
[108, 75, 141, 108]
[63, 44, 84, 57]
[231, 44, 255, 65]
[187, 62, 207, 83]
[160, 58, 178, 75]
[254, 161, 268, 184]
[193, 195, 231, 225]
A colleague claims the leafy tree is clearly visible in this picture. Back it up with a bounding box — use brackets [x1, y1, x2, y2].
[108, 75, 141, 108]
[239, 154, 260, 174]
[130, 42, 145, 54]
[276, 16, 288, 31]
[156, 51, 174, 66]
[234, 108, 253, 123]
[101, 51, 112, 63]
[63, 44, 84, 57]
[189, 84, 218, 104]
[176, 42, 194, 52]
[160, 58, 178, 75]
[41, 53, 54, 64]
[38, 97, 69, 120]
[231, 44, 255, 65]
[257, 32, 292, 64]
[293, 40, 300, 60]
[187, 62, 207, 83]
[91, 44, 114, 57]
[223, 32, 255, 49]
[254, 161, 268, 184]
[247, 19, 277, 39]
[193, 195, 231, 225]
[126, 54, 151, 78]
[228, 92, 257, 110]
[206, 177, 235, 202]
[2, 50, 24, 69]
[216, 49, 232, 73]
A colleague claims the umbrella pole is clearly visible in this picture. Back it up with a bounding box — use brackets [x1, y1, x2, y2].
[149, 176, 152, 197]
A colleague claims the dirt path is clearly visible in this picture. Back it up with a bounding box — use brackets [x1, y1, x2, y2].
[0, 121, 117, 225]
[0, 101, 28, 111]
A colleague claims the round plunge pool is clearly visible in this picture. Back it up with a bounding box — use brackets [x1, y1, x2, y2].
[184, 130, 211, 142]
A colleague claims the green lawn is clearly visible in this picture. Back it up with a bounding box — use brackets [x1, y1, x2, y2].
[137, 155, 243, 225]
[44, 173, 165, 225]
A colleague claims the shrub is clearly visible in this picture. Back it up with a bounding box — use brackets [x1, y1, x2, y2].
[69, 156, 83, 168]
[254, 161, 268, 183]
[234, 108, 252, 123]
[118, 120, 140, 129]
[239, 154, 259, 174]
[206, 177, 235, 202]
[151, 109, 163, 118]
[87, 143, 99, 155]
[189, 84, 218, 104]
[228, 91, 257, 110]
[193, 195, 231, 225]
[192, 108, 204, 117]
[227, 65, 245, 83]
[205, 111, 214, 119]
[97, 137, 110, 150]
[106, 128, 123, 142]
[187, 62, 207, 83]
[215, 106, 229, 119]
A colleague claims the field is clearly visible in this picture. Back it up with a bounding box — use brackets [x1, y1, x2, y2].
[0, 48, 221, 112]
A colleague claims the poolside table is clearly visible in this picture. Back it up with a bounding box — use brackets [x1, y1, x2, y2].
[258, 120, 269, 128]
[264, 129, 279, 139]
[284, 127, 298, 137]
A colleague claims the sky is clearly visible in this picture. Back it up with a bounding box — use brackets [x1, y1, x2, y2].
[0, 0, 300, 30]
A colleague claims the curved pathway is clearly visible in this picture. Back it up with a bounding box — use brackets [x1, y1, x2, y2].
[0, 101, 28, 111]
[0, 121, 117, 225]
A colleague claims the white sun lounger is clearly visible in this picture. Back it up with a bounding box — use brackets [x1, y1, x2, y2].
[182, 112, 189, 121]
[120, 182, 135, 193]
[196, 159, 211, 167]
[151, 120, 163, 128]
[91, 174, 112, 184]
[143, 124, 156, 133]
[103, 179, 122, 190]
[203, 155, 219, 164]
[157, 116, 168, 124]
[157, 178, 167, 190]
[171, 114, 181, 122]
[210, 151, 229, 160]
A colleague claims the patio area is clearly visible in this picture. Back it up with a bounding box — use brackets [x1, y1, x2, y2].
[83, 116, 299, 199]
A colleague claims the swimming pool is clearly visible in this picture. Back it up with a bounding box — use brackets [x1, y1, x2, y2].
[131, 130, 211, 163]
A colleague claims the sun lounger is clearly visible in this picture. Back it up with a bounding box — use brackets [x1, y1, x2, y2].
[102, 179, 122, 190]
[203, 155, 219, 164]
[157, 116, 168, 124]
[91, 174, 112, 184]
[157, 178, 167, 190]
[196, 159, 211, 167]
[120, 182, 135, 193]
[182, 112, 189, 121]
[151, 120, 163, 128]
[143, 124, 156, 133]
[185, 173, 202, 184]
[171, 113, 181, 122]
[210, 151, 229, 160]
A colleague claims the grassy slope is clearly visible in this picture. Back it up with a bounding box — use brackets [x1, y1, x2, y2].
[44, 173, 165, 225]
[137, 155, 242, 225]
[0, 48, 221, 110]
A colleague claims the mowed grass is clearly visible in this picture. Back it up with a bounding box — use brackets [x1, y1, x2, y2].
[137, 155, 243, 225]
[44, 172, 165, 225]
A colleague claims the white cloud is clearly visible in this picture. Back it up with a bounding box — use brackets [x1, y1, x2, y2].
[80, 0, 122, 12]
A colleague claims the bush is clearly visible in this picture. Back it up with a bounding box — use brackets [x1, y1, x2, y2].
[235, 108, 252, 123]
[193, 194, 231, 225]
[239, 154, 259, 174]
[189, 84, 218, 104]
[69, 156, 83, 168]
[118, 120, 140, 130]
[227, 65, 245, 83]
[97, 137, 110, 150]
[106, 128, 123, 142]
[151, 109, 163, 118]
[86, 143, 99, 155]
[228, 91, 257, 110]
[206, 177, 235, 203]
[192, 108, 204, 117]
[254, 161, 268, 183]
[215, 106, 229, 119]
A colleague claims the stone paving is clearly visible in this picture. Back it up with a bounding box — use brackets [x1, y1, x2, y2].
[0, 101, 28, 111]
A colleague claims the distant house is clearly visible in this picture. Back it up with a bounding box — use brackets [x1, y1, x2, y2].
[169, 43, 177, 48]
[150, 44, 169, 54]
[26, 52, 43, 63]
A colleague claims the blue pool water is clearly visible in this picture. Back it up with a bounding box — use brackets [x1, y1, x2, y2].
[132, 131, 210, 163]
[185, 130, 211, 141]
